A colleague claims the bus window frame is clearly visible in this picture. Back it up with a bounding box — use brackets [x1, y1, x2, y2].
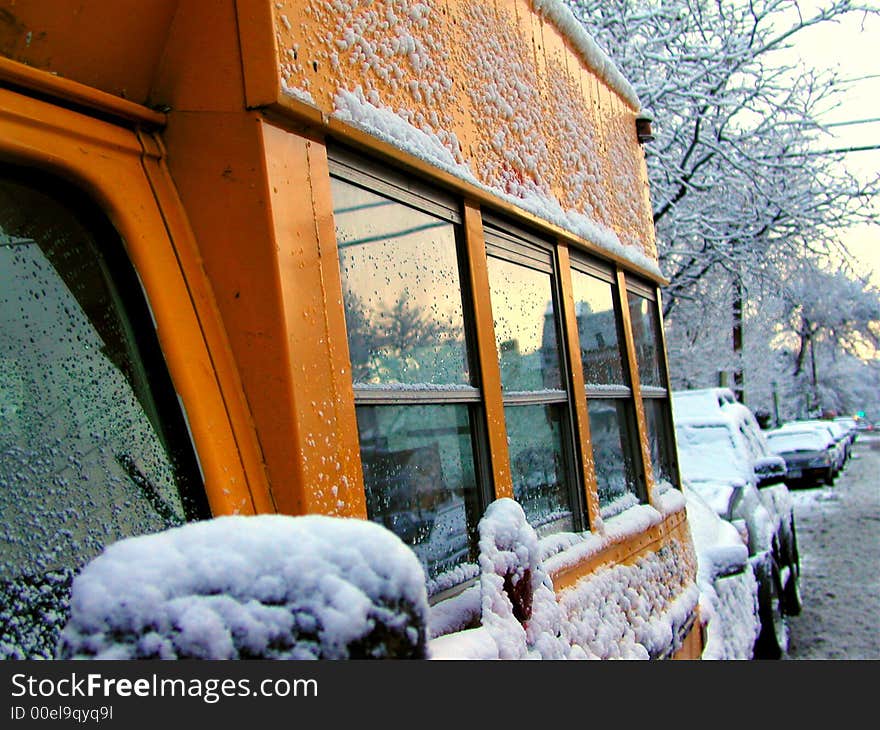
[483, 217, 587, 535]
[0, 84, 265, 517]
[624, 277, 683, 490]
[327, 147, 495, 585]
[568, 254, 649, 513]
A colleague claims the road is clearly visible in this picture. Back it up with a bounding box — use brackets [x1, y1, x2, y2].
[784, 433, 880, 659]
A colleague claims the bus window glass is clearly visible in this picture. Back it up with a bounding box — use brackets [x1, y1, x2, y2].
[644, 397, 675, 484]
[587, 399, 640, 516]
[332, 179, 470, 387]
[488, 256, 562, 392]
[487, 247, 576, 535]
[0, 175, 206, 659]
[331, 176, 481, 589]
[570, 273, 625, 386]
[570, 267, 642, 516]
[628, 292, 663, 388]
[356, 403, 479, 584]
[503, 403, 573, 534]
[626, 289, 677, 488]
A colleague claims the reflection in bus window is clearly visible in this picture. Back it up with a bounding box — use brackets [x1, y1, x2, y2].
[628, 293, 663, 388]
[487, 240, 576, 536]
[356, 404, 479, 586]
[0, 175, 207, 659]
[331, 175, 482, 590]
[332, 179, 469, 387]
[571, 274, 625, 386]
[627, 289, 677, 487]
[587, 399, 639, 515]
[570, 267, 642, 516]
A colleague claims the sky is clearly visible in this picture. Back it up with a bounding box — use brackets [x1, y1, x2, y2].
[788, 3, 880, 288]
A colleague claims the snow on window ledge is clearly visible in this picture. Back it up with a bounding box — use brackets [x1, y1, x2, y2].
[331, 89, 663, 279]
[427, 497, 698, 660]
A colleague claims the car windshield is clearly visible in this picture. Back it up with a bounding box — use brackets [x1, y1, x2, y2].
[800, 422, 838, 440]
[676, 424, 747, 483]
[766, 430, 826, 453]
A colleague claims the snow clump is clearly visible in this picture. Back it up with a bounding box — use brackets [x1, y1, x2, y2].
[58, 515, 429, 660]
[429, 499, 699, 660]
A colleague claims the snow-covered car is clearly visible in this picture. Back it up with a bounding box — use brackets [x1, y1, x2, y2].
[673, 395, 801, 659]
[765, 427, 837, 487]
[683, 485, 759, 659]
[775, 420, 847, 474]
[820, 420, 853, 464]
[672, 388, 788, 487]
[834, 416, 859, 445]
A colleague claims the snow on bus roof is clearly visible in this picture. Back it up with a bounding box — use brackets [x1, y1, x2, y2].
[532, 0, 641, 110]
[332, 88, 662, 278]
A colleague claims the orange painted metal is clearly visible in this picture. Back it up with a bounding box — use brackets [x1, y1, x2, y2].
[0, 57, 166, 127]
[260, 0, 656, 265]
[672, 612, 705, 660]
[261, 124, 367, 517]
[148, 0, 246, 113]
[462, 200, 514, 501]
[0, 0, 178, 105]
[550, 510, 692, 592]
[236, 0, 282, 109]
[136, 129, 276, 516]
[159, 111, 365, 518]
[555, 243, 603, 531]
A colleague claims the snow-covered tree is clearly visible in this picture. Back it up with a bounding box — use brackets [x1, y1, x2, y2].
[566, 0, 880, 413]
[566, 0, 878, 313]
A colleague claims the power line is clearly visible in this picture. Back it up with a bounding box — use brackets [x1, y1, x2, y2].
[793, 144, 880, 156]
[839, 74, 880, 84]
[823, 117, 880, 129]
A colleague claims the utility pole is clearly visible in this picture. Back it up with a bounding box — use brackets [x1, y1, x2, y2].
[809, 338, 820, 416]
[732, 275, 744, 403]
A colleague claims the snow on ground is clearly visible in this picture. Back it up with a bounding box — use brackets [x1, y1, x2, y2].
[785, 435, 880, 659]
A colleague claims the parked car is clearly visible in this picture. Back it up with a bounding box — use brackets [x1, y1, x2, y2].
[813, 420, 853, 464]
[775, 420, 847, 474]
[673, 396, 801, 659]
[834, 416, 859, 444]
[683, 484, 760, 659]
[672, 388, 788, 487]
[765, 427, 837, 487]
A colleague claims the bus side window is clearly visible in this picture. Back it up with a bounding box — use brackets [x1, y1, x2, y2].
[0, 171, 208, 659]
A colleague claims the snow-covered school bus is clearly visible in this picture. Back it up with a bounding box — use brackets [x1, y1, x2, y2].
[0, 0, 703, 659]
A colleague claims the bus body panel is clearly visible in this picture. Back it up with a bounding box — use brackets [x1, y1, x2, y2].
[0, 0, 704, 659]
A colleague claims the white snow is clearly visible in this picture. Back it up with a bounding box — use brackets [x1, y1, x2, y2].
[53, 496, 703, 661]
[531, 0, 641, 109]
[58, 515, 429, 660]
[429, 497, 699, 660]
[332, 88, 662, 277]
[683, 485, 759, 659]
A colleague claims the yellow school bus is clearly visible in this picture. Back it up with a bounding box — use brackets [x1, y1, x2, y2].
[0, 0, 702, 659]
